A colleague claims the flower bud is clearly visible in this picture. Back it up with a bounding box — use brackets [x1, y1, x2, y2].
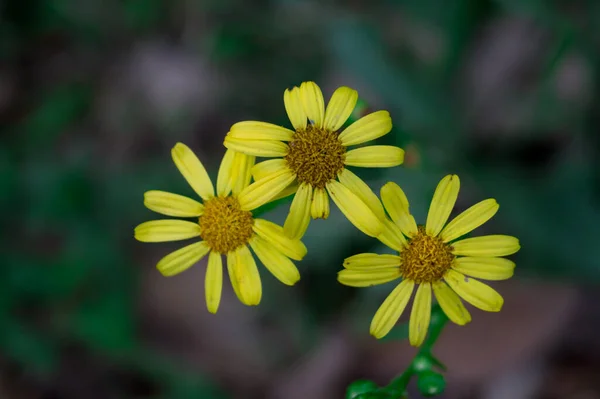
[345, 379, 378, 399]
[417, 370, 446, 397]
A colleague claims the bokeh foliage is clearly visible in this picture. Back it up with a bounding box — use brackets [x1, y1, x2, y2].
[1, 0, 599, 397]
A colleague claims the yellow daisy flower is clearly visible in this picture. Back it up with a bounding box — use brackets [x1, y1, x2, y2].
[134, 143, 307, 313]
[337, 175, 520, 346]
[223, 81, 404, 239]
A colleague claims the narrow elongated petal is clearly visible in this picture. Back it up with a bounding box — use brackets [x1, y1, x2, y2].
[338, 268, 401, 287]
[343, 253, 401, 269]
[338, 168, 385, 220]
[426, 175, 460, 237]
[224, 136, 289, 157]
[440, 199, 499, 242]
[237, 168, 296, 211]
[326, 180, 383, 237]
[284, 86, 307, 130]
[432, 281, 471, 325]
[444, 269, 504, 312]
[205, 251, 223, 313]
[135, 220, 201, 242]
[377, 219, 407, 251]
[250, 236, 300, 286]
[253, 218, 307, 260]
[310, 188, 330, 219]
[344, 146, 404, 168]
[216, 148, 236, 197]
[232, 245, 262, 306]
[300, 81, 325, 128]
[409, 283, 432, 347]
[380, 182, 418, 237]
[452, 257, 515, 280]
[156, 241, 210, 276]
[227, 251, 242, 301]
[324, 86, 358, 131]
[144, 191, 204, 217]
[171, 142, 214, 200]
[272, 183, 298, 201]
[283, 183, 312, 239]
[451, 235, 520, 257]
[339, 111, 392, 146]
[229, 121, 295, 141]
[232, 152, 255, 195]
[252, 158, 289, 181]
[370, 280, 415, 339]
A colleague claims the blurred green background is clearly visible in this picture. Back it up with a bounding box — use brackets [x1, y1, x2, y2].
[2, 0, 600, 398]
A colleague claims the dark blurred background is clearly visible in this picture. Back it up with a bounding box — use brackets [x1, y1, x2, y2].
[2, 0, 600, 398]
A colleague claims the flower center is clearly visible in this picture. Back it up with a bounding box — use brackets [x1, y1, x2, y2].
[284, 124, 346, 189]
[199, 196, 254, 254]
[400, 227, 454, 283]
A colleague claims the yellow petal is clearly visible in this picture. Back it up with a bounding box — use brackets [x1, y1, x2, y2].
[344, 146, 405, 168]
[343, 253, 402, 270]
[370, 280, 415, 339]
[444, 269, 504, 312]
[452, 257, 515, 281]
[144, 190, 204, 217]
[237, 168, 296, 211]
[377, 218, 407, 251]
[337, 268, 401, 287]
[440, 199, 499, 243]
[156, 241, 210, 277]
[432, 281, 471, 325]
[284, 86, 307, 130]
[272, 183, 299, 201]
[205, 251, 223, 313]
[338, 168, 385, 220]
[380, 182, 418, 237]
[226, 251, 242, 301]
[310, 188, 330, 219]
[134, 220, 201, 242]
[426, 174, 460, 237]
[252, 159, 289, 181]
[252, 218, 307, 260]
[283, 183, 312, 239]
[326, 180, 383, 237]
[224, 136, 289, 157]
[171, 142, 214, 200]
[232, 152, 255, 195]
[249, 236, 300, 286]
[451, 235, 520, 257]
[409, 283, 431, 347]
[338, 111, 393, 146]
[233, 245, 262, 306]
[216, 148, 236, 197]
[323, 86, 358, 131]
[300, 81, 325, 128]
[229, 121, 295, 141]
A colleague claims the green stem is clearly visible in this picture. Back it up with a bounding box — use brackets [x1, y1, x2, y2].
[375, 304, 449, 397]
[421, 305, 449, 353]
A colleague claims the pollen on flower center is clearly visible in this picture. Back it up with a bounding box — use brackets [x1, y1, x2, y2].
[400, 227, 454, 283]
[199, 196, 254, 254]
[284, 124, 346, 189]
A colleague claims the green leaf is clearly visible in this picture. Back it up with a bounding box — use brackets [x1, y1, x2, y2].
[1, 324, 58, 375]
[70, 292, 135, 352]
[17, 84, 92, 152]
[326, 17, 461, 140]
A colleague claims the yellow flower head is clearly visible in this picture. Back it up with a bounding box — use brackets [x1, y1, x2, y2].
[134, 143, 307, 313]
[223, 81, 405, 239]
[338, 175, 521, 346]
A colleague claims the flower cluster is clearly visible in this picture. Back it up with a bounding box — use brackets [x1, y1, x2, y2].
[134, 81, 520, 346]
